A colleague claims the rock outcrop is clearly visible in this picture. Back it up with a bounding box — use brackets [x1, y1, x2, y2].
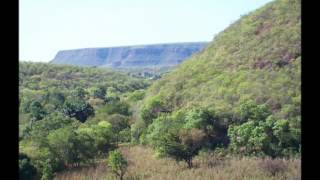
[50, 42, 208, 68]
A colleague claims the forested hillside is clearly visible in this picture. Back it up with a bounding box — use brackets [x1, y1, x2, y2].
[19, 0, 301, 179]
[134, 0, 300, 159]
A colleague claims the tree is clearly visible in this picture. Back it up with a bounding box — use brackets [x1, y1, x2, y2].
[107, 114, 130, 133]
[20, 98, 33, 113]
[29, 101, 46, 121]
[146, 115, 205, 168]
[47, 126, 79, 166]
[104, 93, 120, 104]
[76, 120, 113, 156]
[98, 101, 131, 116]
[19, 153, 37, 180]
[177, 129, 206, 168]
[236, 100, 271, 123]
[107, 150, 128, 180]
[141, 96, 167, 126]
[128, 90, 145, 101]
[74, 129, 96, 163]
[104, 87, 120, 103]
[41, 159, 53, 180]
[89, 86, 106, 99]
[28, 112, 79, 142]
[70, 87, 87, 99]
[184, 107, 229, 149]
[228, 121, 270, 156]
[62, 98, 94, 122]
[130, 118, 147, 144]
[228, 114, 300, 157]
[105, 114, 130, 144]
[47, 89, 65, 109]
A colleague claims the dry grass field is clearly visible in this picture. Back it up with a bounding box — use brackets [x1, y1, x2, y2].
[54, 145, 300, 180]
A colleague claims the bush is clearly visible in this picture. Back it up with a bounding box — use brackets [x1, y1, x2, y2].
[41, 159, 54, 180]
[107, 150, 128, 180]
[19, 153, 37, 180]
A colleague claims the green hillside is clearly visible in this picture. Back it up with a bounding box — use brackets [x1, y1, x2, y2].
[135, 0, 300, 156]
[19, 0, 301, 179]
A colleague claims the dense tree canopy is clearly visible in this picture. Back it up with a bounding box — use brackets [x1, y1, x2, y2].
[19, 62, 151, 179]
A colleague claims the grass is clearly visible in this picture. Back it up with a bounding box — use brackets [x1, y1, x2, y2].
[54, 145, 300, 180]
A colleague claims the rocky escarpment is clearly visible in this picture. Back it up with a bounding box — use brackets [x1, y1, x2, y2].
[50, 42, 208, 68]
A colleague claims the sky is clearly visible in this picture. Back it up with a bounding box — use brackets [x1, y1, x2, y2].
[19, 0, 273, 62]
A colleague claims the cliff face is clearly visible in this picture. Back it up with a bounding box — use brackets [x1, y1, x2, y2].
[50, 42, 208, 68]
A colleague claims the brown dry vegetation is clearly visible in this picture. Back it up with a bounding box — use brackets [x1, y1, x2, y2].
[54, 145, 300, 180]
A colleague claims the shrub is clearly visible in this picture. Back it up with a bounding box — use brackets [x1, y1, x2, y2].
[107, 150, 128, 180]
[41, 159, 54, 180]
[19, 153, 37, 180]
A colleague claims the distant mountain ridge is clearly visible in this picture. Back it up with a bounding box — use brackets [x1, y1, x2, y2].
[50, 42, 208, 68]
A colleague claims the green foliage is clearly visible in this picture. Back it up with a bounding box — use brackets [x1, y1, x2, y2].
[228, 121, 270, 156]
[19, 62, 151, 177]
[140, 96, 169, 126]
[136, 0, 301, 158]
[141, 0, 300, 122]
[146, 114, 206, 168]
[236, 99, 271, 123]
[146, 115, 180, 148]
[107, 150, 128, 180]
[184, 108, 215, 130]
[19, 62, 149, 94]
[118, 128, 131, 143]
[47, 126, 79, 165]
[41, 159, 53, 180]
[70, 87, 87, 99]
[183, 107, 229, 149]
[47, 89, 65, 109]
[19, 1, 301, 177]
[76, 121, 113, 156]
[89, 86, 106, 99]
[20, 98, 33, 114]
[106, 114, 130, 133]
[130, 118, 147, 144]
[29, 101, 46, 121]
[127, 90, 145, 102]
[24, 112, 79, 142]
[19, 153, 37, 180]
[99, 114, 131, 143]
[228, 114, 300, 157]
[98, 101, 131, 116]
[62, 98, 94, 122]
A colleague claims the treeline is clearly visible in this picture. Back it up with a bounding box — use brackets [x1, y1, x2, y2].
[132, 99, 300, 168]
[19, 62, 150, 180]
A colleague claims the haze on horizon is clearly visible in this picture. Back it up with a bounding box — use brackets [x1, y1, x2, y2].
[19, 0, 273, 62]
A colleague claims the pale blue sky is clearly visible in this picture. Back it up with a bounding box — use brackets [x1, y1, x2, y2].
[19, 0, 273, 62]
